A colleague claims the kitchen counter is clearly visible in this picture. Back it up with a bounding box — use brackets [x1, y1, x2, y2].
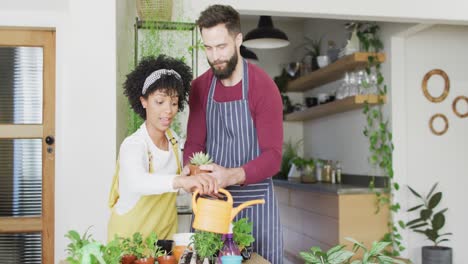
[273, 179, 386, 195]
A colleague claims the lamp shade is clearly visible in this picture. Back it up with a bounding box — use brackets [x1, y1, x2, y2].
[243, 16, 290, 49]
[240, 45, 258, 61]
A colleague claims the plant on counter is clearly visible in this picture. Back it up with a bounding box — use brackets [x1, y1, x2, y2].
[65, 227, 121, 264]
[191, 230, 223, 264]
[406, 183, 452, 263]
[232, 218, 255, 251]
[299, 237, 406, 264]
[277, 139, 302, 180]
[132, 231, 165, 264]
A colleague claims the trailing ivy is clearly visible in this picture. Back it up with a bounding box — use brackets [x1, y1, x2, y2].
[357, 22, 405, 256]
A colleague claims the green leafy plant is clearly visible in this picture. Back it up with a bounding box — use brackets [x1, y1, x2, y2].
[232, 218, 255, 250]
[406, 182, 452, 246]
[291, 157, 315, 170]
[346, 237, 406, 264]
[303, 35, 323, 58]
[355, 21, 404, 256]
[189, 151, 213, 166]
[278, 139, 302, 179]
[299, 237, 405, 264]
[191, 231, 223, 262]
[65, 227, 121, 264]
[132, 231, 164, 259]
[300, 244, 354, 264]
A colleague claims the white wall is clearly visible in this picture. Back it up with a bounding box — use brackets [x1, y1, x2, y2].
[241, 17, 305, 155]
[0, 0, 116, 262]
[193, 0, 468, 24]
[394, 24, 468, 264]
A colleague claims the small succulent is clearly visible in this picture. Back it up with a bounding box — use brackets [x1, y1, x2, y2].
[189, 152, 213, 166]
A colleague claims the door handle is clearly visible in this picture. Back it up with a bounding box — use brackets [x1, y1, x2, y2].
[45, 136, 55, 145]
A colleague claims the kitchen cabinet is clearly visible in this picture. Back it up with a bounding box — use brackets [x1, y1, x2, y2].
[274, 181, 389, 263]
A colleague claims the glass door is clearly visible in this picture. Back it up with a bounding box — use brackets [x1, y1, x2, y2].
[0, 28, 55, 264]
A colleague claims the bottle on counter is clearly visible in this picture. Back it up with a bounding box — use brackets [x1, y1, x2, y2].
[322, 160, 332, 183]
[218, 224, 241, 263]
[335, 161, 342, 184]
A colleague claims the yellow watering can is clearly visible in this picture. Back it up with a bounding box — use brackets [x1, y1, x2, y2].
[192, 188, 265, 234]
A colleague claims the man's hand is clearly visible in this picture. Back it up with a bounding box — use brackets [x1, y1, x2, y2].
[199, 163, 246, 188]
[173, 174, 218, 195]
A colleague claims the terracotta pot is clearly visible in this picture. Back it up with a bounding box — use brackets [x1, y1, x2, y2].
[134, 257, 155, 264]
[157, 255, 177, 264]
[188, 164, 209, 175]
[121, 254, 137, 264]
[173, 245, 187, 262]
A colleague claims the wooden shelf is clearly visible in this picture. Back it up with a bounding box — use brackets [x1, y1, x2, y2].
[287, 52, 386, 92]
[284, 95, 387, 121]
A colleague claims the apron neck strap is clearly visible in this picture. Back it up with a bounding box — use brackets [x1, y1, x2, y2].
[166, 129, 182, 174]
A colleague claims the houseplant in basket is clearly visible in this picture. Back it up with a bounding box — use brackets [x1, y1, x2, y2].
[189, 151, 213, 175]
[406, 182, 452, 264]
[136, 0, 173, 21]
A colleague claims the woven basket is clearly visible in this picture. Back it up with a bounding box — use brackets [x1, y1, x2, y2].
[136, 0, 173, 21]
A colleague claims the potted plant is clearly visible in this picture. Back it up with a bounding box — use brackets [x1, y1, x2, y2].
[299, 237, 406, 264]
[406, 182, 452, 264]
[132, 232, 164, 264]
[119, 236, 137, 264]
[65, 228, 121, 264]
[232, 218, 255, 260]
[189, 151, 213, 175]
[291, 157, 315, 183]
[191, 230, 223, 264]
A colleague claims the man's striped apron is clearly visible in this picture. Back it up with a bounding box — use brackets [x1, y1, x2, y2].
[206, 59, 283, 263]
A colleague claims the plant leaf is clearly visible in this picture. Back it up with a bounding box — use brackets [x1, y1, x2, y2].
[406, 218, 423, 227]
[420, 209, 433, 220]
[428, 192, 442, 209]
[426, 182, 438, 199]
[369, 241, 390, 256]
[407, 204, 424, 212]
[432, 212, 445, 231]
[328, 250, 354, 264]
[407, 185, 422, 199]
[408, 223, 427, 230]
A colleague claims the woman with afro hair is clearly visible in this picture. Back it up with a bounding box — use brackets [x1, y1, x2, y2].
[108, 55, 218, 241]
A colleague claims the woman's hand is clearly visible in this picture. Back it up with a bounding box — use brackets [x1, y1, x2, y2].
[173, 174, 218, 195]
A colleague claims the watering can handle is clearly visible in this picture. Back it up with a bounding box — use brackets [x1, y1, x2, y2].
[192, 188, 233, 215]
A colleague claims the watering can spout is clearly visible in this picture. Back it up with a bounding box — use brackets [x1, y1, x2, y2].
[231, 199, 265, 220]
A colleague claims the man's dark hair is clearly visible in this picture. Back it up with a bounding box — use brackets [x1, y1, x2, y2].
[196, 5, 241, 35]
[123, 55, 192, 120]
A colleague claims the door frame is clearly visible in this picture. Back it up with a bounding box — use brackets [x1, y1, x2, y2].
[0, 28, 56, 264]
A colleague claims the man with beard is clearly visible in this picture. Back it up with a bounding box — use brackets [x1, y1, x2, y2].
[183, 4, 283, 263]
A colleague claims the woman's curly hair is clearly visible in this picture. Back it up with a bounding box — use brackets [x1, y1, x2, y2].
[124, 54, 192, 120]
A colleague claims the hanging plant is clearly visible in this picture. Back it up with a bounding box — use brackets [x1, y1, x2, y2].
[356, 22, 405, 257]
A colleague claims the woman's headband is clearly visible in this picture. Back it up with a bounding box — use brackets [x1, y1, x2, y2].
[142, 69, 182, 95]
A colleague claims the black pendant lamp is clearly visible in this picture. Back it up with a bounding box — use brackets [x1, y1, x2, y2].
[240, 45, 258, 62]
[243, 16, 290, 49]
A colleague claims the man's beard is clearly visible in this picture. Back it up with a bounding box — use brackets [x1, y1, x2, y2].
[208, 51, 238, 80]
